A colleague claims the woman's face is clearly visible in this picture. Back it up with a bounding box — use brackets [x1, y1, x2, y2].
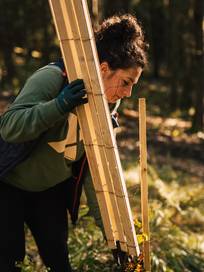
[100, 62, 143, 104]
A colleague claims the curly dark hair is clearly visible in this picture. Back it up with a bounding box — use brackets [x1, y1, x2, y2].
[95, 14, 148, 70]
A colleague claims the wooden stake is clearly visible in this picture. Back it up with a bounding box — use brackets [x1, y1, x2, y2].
[139, 98, 151, 271]
[49, 0, 140, 256]
[49, 0, 116, 249]
[71, 0, 139, 255]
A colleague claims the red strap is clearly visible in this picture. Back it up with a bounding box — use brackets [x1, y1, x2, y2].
[72, 156, 87, 214]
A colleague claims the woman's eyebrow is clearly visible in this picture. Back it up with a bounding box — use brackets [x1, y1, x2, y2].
[127, 77, 136, 84]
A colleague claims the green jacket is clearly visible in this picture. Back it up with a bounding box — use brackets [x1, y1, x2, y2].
[1, 65, 85, 191]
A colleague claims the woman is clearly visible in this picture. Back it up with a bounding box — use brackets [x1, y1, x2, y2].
[0, 14, 147, 272]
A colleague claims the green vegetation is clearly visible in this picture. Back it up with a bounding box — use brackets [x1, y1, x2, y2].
[22, 137, 204, 271]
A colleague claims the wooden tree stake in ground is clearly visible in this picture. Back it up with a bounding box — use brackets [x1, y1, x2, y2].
[139, 98, 151, 271]
[49, 0, 140, 256]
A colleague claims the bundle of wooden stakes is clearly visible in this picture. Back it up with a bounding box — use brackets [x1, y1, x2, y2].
[49, 0, 150, 268]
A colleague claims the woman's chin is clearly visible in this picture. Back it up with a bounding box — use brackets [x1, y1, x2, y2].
[108, 97, 119, 104]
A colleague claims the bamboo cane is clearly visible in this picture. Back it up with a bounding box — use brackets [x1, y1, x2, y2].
[49, 0, 116, 249]
[139, 98, 151, 271]
[72, 0, 139, 255]
[62, 0, 127, 250]
[49, 0, 140, 256]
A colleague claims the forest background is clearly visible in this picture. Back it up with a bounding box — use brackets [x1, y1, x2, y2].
[0, 0, 203, 271]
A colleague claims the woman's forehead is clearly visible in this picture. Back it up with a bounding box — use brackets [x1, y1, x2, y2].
[115, 67, 142, 81]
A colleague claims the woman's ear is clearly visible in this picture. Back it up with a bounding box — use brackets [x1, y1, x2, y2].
[100, 62, 110, 76]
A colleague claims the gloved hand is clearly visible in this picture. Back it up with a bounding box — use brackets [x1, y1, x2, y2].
[56, 79, 88, 114]
[112, 241, 129, 269]
[112, 248, 128, 268]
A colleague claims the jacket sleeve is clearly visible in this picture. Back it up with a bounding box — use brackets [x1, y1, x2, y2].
[0, 67, 65, 143]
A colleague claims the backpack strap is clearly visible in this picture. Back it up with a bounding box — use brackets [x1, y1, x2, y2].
[66, 154, 88, 224]
[48, 59, 68, 87]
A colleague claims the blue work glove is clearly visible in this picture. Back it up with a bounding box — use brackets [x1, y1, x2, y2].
[56, 79, 88, 114]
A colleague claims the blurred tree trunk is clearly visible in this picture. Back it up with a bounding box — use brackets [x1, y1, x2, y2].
[168, 0, 180, 110]
[0, 0, 16, 88]
[103, 0, 131, 18]
[192, 0, 203, 131]
[88, 0, 102, 29]
[149, 2, 166, 79]
[177, 2, 193, 112]
[40, 2, 52, 65]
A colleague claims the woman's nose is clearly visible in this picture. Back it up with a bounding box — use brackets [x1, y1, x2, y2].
[124, 86, 132, 97]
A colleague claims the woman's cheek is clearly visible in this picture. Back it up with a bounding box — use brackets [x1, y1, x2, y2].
[105, 86, 117, 101]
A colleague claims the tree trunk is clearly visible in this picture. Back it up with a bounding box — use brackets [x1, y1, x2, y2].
[168, 0, 180, 110]
[103, 0, 131, 18]
[88, 0, 102, 29]
[192, 0, 204, 131]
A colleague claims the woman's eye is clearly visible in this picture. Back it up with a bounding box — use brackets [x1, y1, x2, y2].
[123, 80, 129, 86]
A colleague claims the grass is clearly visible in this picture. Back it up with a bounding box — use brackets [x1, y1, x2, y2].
[22, 153, 204, 271]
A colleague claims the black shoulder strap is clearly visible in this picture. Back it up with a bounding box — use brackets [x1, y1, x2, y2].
[48, 58, 68, 87]
[49, 58, 66, 74]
